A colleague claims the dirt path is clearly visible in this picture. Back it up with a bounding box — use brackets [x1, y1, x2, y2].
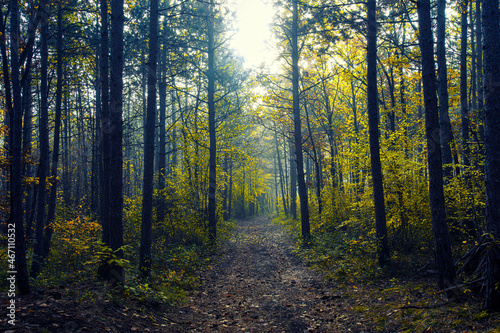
[164, 216, 362, 333]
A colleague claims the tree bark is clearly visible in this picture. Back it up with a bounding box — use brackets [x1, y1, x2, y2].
[460, 0, 470, 168]
[140, 0, 158, 278]
[275, 129, 288, 215]
[31, 0, 49, 279]
[43, 5, 65, 260]
[417, 0, 456, 289]
[476, 0, 484, 129]
[98, 0, 111, 281]
[482, 0, 500, 311]
[292, 0, 310, 242]
[207, 0, 217, 242]
[107, 0, 125, 287]
[437, 0, 455, 179]
[157, 30, 167, 223]
[367, 0, 390, 266]
[10, 0, 31, 295]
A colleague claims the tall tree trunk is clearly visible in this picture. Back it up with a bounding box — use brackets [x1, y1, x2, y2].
[107, 0, 125, 287]
[437, 0, 455, 179]
[417, 0, 456, 289]
[460, 0, 470, 168]
[482, 0, 500, 311]
[0, 9, 13, 147]
[304, 103, 322, 215]
[228, 158, 233, 219]
[292, 0, 310, 242]
[289, 140, 297, 219]
[7, 0, 30, 295]
[207, 0, 217, 241]
[476, 0, 484, 141]
[470, 0, 477, 114]
[275, 129, 288, 215]
[22, 72, 35, 241]
[10, 0, 31, 295]
[31, 0, 49, 278]
[367, 0, 390, 266]
[43, 5, 64, 260]
[98, 0, 110, 281]
[157, 34, 167, 223]
[140, 0, 158, 278]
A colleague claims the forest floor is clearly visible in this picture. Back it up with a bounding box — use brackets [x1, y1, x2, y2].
[2, 216, 499, 332]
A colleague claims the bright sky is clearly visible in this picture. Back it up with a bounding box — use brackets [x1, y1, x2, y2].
[229, 0, 277, 69]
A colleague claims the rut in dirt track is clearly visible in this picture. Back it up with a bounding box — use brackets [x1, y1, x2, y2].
[164, 216, 362, 333]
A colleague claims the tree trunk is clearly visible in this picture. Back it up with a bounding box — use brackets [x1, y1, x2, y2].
[289, 140, 297, 219]
[207, 0, 217, 241]
[482, 0, 500, 311]
[140, 0, 158, 278]
[417, 0, 456, 289]
[10, 0, 31, 295]
[437, 0, 455, 179]
[0, 9, 13, 147]
[23, 72, 34, 241]
[31, 0, 49, 279]
[157, 34, 167, 223]
[107, 0, 125, 287]
[367, 0, 390, 266]
[275, 129, 288, 215]
[43, 5, 64, 260]
[292, 0, 310, 242]
[98, 0, 111, 281]
[476, 0, 484, 142]
[460, 0, 470, 168]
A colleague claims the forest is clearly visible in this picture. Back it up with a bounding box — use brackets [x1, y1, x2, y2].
[2, 0, 500, 331]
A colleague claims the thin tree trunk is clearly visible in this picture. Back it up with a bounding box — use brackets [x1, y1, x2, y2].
[207, 0, 217, 241]
[437, 0, 455, 179]
[0, 9, 13, 148]
[140, 0, 158, 278]
[292, 0, 310, 242]
[460, 0, 470, 168]
[31, 0, 49, 278]
[289, 140, 297, 219]
[275, 129, 288, 215]
[107, 0, 125, 287]
[476, 0, 484, 142]
[99, 0, 110, 280]
[417, 0, 456, 289]
[43, 5, 64, 260]
[10, 0, 31, 295]
[157, 35, 167, 223]
[367, 0, 390, 266]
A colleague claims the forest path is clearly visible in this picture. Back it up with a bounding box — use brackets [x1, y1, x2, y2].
[164, 216, 362, 333]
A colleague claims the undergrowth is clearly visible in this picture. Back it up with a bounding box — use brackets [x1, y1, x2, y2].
[1, 202, 237, 308]
[273, 215, 500, 333]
